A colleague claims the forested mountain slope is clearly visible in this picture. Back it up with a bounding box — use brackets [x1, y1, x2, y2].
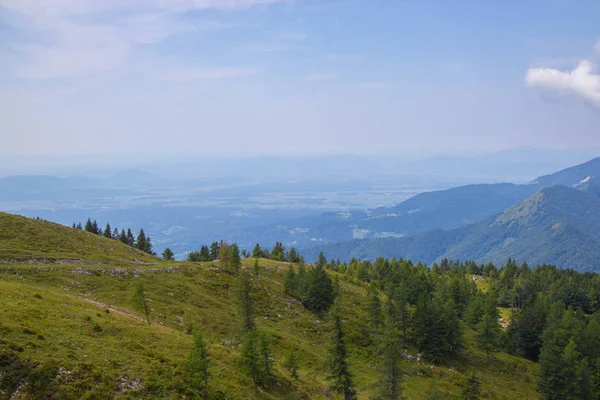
[0, 214, 542, 399]
[306, 185, 600, 272]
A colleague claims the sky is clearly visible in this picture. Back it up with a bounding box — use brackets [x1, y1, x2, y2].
[0, 0, 599, 158]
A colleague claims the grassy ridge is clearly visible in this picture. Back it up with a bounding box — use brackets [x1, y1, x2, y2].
[0, 212, 158, 265]
[0, 214, 541, 399]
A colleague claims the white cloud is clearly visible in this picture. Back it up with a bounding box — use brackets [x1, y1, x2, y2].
[0, 0, 285, 79]
[525, 60, 600, 108]
[300, 73, 338, 82]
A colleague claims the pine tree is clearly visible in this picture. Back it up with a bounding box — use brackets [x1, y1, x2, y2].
[199, 245, 210, 261]
[327, 299, 356, 400]
[475, 314, 501, 361]
[218, 241, 231, 272]
[315, 251, 327, 268]
[252, 243, 262, 259]
[132, 281, 151, 325]
[188, 328, 212, 399]
[127, 229, 135, 247]
[72, 222, 76, 229]
[258, 333, 273, 387]
[462, 373, 481, 400]
[303, 265, 335, 315]
[366, 284, 383, 332]
[375, 297, 402, 400]
[287, 247, 301, 263]
[284, 265, 297, 296]
[208, 242, 219, 260]
[84, 218, 93, 233]
[91, 220, 100, 234]
[136, 229, 147, 252]
[76, 222, 83, 230]
[112, 227, 119, 240]
[103, 223, 112, 238]
[236, 271, 255, 334]
[271, 242, 285, 261]
[162, 247, 174, 261]
[229, 243, 241, 273]
[283, 350, 299, 379]
[144, 235, 153, 255]
[240, 331, 262, 387]
[119, 228, 128, 244]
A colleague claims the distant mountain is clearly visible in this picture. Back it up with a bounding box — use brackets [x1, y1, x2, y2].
[535, 157, 600, 187]
[304, 184, 600, 272]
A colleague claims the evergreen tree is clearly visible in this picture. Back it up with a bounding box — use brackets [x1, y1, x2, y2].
[112, 227, 119, 240]
[271, 242, 285, 261]
[230, 243, 241, 273]
[84, 218, 93, 233]
[188, 328, 212, 399]
[258, 333, 273, 387]
[375, 297, 402, 400]
[283, 349, 299, 379]
[72, 222, 76, 229]
[199, 245, 210, 261]
[119, 228, 128, 244]
[187, 251, 202, 262]
[218, 241, 231, 272]
[284, 265, 297, 296]
[236, 271, 255, 334]
[103, 223, 112, 238]
[287, 247, 301, 263]
[366, 284, 383, 332]
[91, 220, 100, 234]
[132, 281, 151, 325]
[462, 373, 481, 400]
[162, 247, 175, 261]
[475, 314, 501, 361]
[302, 265, 335, 315]
[144, 235, 153, 255]
[136, 229, 147, 252]
[209, 242, 219, 261]
[327, 299, 356, 400]
[76, 222, 83, 230]
[127, 228, 135, 247]
[240, 331, 262, 387]
[315, 251, 327, 268]
[252, 243, 262, 259]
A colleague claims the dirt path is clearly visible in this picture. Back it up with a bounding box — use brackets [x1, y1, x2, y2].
[77, 297, 175, 333]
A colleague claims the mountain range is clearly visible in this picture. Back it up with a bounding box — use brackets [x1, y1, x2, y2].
[300, 157, 600, 271]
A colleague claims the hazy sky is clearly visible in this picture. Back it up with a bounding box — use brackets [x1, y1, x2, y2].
[1, 0, 599, 157]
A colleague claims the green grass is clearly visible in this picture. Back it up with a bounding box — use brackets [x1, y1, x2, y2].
[0, 213, 541, 399]
[0, 212, 158, 265]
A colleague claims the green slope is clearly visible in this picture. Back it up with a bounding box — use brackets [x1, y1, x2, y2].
[0, 212, 158, 265]
[0, 214, 540, 399]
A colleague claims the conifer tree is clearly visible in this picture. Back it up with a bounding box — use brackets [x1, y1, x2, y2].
[144, 235, 153, 255]
[271, 242, 285, 261]
[136, 229, 147, 252]
[199, 245, 210, 261]
[284, 265, 297, 296]
[91, 219, 100, 234]
[72, 222, 76, 229]
[84, 218, 93, 233]
[236, 270, 255, 334]
[366, 284, 383, 332]
[188, 328, 212, 399]
[375, 297, 402, 400]
[112, 227, 119, 240]
[475, 314, 501, 361]
[218, 241, 231, 271]
[132, 281, 151, 325]
[462, 373, 481, 400]
[303, 265, 335, 315]
[258, 333, 273, 387]
[240, 331, 263, 387]
[76, 222, 83, 230]
[315, 251, 327, 268]
[253, 258, 260, 275]
[103, 223, 112, 238]
[327, 299, 356, 400]
[287, 247, 301, 263]
[119, 228, 128, 244]
[230, 243, 241, 273]
[209, 242, 219, 261]
[252, 243, 262, 259]
[127, 228, 135, 247]
[162, 247, 174, 261]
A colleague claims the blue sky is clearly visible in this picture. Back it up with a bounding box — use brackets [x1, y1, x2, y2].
[0, 0, 599, 157]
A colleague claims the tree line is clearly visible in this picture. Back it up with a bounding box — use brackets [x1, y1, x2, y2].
[72, 218, 155, 255]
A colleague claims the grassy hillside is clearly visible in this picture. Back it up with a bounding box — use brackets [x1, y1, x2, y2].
[307, 185, 600, 272]
[0, 214, 541, 399]
[0, 212, 158, 265]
